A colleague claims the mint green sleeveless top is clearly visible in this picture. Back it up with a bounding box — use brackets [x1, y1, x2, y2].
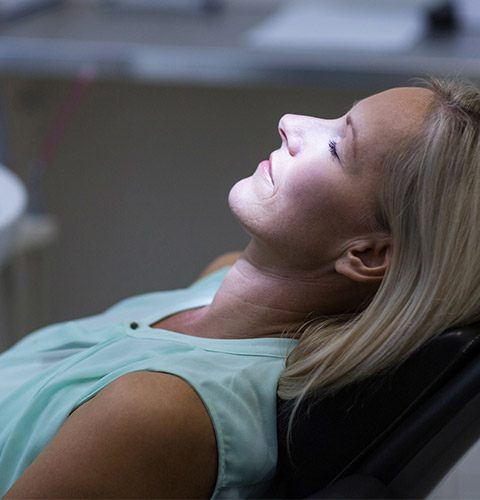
[0, 267, 298, 498]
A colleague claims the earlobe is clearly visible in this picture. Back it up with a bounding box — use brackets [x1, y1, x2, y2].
[335, 236, 391, 284]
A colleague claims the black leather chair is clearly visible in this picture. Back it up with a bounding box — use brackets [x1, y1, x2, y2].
[270, 323, 480, 499]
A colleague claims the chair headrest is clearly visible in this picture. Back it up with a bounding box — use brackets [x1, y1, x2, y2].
[276, 323, 480, 498]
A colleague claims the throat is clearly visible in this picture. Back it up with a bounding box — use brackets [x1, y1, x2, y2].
[150, 307, 206, 335]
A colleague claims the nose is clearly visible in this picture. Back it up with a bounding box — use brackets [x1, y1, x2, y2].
[279, 114, 339, 157]
[278, 114, 302, 156]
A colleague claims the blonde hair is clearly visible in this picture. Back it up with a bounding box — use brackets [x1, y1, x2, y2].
[278, 79, 480, 409]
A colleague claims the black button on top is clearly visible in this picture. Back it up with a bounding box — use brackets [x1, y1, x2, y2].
[130, 322, 139, 330]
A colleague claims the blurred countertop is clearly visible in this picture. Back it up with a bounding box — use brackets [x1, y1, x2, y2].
[0, 0, 478, 87]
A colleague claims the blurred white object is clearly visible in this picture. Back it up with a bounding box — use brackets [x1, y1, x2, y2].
[14, 214, 58, 255]
[246, 0, 430, 52]
[458, 0, 480, 29]
[0, 164, 27, 269]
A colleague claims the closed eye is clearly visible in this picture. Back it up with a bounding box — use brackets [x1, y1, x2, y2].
[328, 139, 339, 160]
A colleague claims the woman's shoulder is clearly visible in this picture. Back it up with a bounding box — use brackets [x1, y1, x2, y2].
[90, 371, 218, 491]
[6, 372, 217, 498]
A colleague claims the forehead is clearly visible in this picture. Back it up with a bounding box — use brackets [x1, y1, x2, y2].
[352, 87, 434, 165]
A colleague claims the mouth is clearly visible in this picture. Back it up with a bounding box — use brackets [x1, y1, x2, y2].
[261, 155, 274, 186]
[257, 154, 274, 187]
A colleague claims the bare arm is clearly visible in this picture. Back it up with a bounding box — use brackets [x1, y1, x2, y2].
[197, 251, 242, 280]
[5, 372, 217, 498]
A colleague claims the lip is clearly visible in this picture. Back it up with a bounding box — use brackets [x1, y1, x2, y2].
[268, 154, 274, 184]
[259, 158, 274, 187]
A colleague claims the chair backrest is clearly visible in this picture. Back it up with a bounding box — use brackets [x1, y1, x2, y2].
[275, 323, 480, 498]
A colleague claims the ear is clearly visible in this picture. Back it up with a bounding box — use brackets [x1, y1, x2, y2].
[335, 235, 391, 284]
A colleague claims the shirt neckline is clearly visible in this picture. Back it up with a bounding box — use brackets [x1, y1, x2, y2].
[141, 293, 215, 331]
[124, 286, 298, 356]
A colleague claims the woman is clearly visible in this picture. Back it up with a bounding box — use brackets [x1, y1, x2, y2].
[3, 78, 480, 498]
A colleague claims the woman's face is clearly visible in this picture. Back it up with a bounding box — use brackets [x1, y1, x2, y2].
[228, 87, 432, 270]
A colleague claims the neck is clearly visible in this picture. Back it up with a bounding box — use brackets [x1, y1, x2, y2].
[184, 244, 347, 340]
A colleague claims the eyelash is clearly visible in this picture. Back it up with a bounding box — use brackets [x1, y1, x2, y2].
[328, 139, 339, 160]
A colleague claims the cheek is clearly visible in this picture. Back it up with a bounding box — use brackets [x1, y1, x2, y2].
[280, 173, 369, 246]
[284, 173, 347, 221]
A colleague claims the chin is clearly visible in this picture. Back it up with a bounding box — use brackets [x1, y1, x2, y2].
[228, 178, 260, 237]
[228, 177, 248, 214]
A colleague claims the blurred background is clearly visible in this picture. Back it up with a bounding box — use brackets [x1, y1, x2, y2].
[0, 0, 479, 496]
